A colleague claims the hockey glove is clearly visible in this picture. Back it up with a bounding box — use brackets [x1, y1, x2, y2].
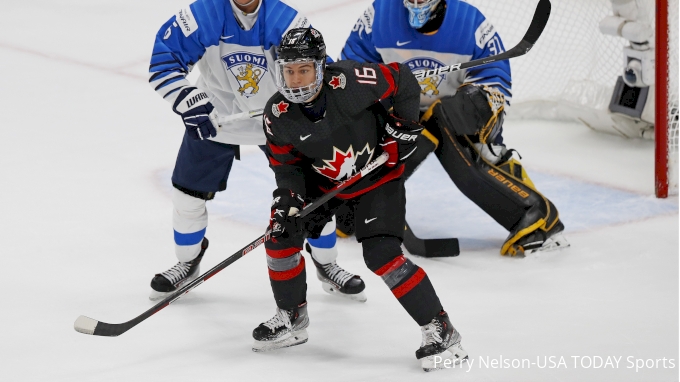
[450, 84, 505, 144]
[172, 87, 219, 141]
[270, 188, 306, 238]
[380, 116, 424, 167]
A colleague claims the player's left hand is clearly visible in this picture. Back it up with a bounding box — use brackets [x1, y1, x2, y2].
[380, 116, 424, 167]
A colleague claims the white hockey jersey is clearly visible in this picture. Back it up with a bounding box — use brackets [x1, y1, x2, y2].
[149, 0, 310, 145]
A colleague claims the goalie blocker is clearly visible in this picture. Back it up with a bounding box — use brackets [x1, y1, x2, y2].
[405, 86, 565, 256]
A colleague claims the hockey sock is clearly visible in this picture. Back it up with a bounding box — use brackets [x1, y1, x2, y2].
[266, 239, 307, 310]
[363, 236, 443, 326]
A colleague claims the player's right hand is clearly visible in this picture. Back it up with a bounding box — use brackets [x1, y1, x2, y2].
[172, 87, 218, 141]
[270, 188, 306, 238]
[380, 116, 424, 167]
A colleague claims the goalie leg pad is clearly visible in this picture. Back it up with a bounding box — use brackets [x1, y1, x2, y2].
[432, 109, 563, 256]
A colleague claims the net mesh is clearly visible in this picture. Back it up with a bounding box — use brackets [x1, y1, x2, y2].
[464, 0, 678, 196]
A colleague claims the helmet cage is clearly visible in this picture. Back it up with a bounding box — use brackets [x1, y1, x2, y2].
[274, 57, 325, 104]
[403, 0, 441, 29]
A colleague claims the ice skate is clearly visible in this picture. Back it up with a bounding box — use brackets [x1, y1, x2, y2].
[308, 244, 367, 302]
[510, 220, 570, 257]
[416, 311, 468, 372]
[149, 238, 209, 301]
[252, 302, 309, 352]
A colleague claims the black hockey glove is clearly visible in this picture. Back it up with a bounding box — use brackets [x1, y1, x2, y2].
[449, 84, 505, 143]
[270, 188, 306, 238]
[172, 87, 218, 141]
[380, 116, 424, 167]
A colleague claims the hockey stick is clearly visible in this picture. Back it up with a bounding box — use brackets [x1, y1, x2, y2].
[74, 152, 389, 337]
[217, 108, 264, 126]
[413, 0, 551, 80]
[403, 221, 459, 258]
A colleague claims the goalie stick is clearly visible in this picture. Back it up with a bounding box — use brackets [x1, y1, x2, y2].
[74, 152, 389, 337]
[403, 221, 459, 258]
[413, 0, 551, 80]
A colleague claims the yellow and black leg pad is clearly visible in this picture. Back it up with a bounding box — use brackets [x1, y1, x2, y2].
[432, 108, 563, 256]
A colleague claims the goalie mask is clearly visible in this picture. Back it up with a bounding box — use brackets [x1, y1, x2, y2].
[403, 0, 442, 29]
[275, 27, 327, 103]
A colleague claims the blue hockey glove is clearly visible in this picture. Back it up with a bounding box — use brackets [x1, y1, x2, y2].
[172, 87, 218, 140]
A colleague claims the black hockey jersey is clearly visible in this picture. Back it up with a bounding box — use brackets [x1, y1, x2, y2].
[263, 60, 420, 199]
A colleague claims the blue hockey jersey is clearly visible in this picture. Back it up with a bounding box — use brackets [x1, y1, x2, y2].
[340, 0, 512, 111]
[149, 0, 310, 145]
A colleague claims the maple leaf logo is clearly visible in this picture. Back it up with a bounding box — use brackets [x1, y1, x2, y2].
[328, 74, 346, 90]
[313, 144, 374, 181]
[272, 101, 289, 117]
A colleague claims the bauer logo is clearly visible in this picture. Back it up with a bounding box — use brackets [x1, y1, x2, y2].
[222, 52, 269, 98]
[175, 8, 198, 37]
[404, 57, 446, 97]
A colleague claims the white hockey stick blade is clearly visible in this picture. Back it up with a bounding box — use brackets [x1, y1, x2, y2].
[74, 315, 99, 335]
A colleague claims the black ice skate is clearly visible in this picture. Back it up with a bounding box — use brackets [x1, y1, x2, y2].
[307, 244, 367, 302]
[416, 311, 468, 372]
[149, 238, 209, 301]
[252, 302, 309, 352]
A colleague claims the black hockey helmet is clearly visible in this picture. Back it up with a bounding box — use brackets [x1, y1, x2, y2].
[278, 27, 327, 62]
[275, 27, 327, 103]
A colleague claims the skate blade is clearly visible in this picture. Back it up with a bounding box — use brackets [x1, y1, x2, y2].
[252, 329, 308, 352]
[421, 343, 469, 372]
[321, 282, 367, 303]
[148, 272, 200, 301]
[526, 234, 570, 255]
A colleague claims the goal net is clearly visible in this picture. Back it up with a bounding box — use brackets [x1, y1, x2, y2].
[465, 0, 678, 197]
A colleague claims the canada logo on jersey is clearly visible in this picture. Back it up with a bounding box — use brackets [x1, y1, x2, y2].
[313, 144, 374, 181]
[222, 52, 269, 98]
[404, 57, 447, 97]
[272, 101, 289, 117]
[328, 74, 346, 90]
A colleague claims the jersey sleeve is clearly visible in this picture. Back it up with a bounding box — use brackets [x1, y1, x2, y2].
[379, 63, 421, 122]
[148, 0, 228, 105]
[262, 113, 307, 195]
[339, 4, 383, 63]
[464, 12, 513, 104]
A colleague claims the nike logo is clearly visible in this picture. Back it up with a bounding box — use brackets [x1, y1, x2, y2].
[365, 217, 377, 224]
[220, 35, 234, 41]
[300, 134, 312, 141]
[396, 40, 411, 47]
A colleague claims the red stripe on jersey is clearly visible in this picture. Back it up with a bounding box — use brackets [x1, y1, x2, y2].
[269, 256, 305, 281]
[374, 255, 407, 276]
[269, 156, 283, 166]
[392, 267, 426, 299]
[266, 246, 302, 259]
[268, 142, 294, 155]
[379, 64, 398, 100]
[333, 164, 405, 199]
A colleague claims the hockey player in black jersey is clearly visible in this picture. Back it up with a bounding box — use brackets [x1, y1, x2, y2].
[251, 27, 467, 371]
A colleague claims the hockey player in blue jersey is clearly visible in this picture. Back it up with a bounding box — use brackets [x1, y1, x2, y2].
[146, 0, 366, 302]
[340, 0, 567, 256]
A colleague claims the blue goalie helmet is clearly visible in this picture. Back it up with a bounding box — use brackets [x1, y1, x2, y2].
[403, 0, 442, 29]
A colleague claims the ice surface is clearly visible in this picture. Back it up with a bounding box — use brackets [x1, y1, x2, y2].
[0, 1, 677, 381]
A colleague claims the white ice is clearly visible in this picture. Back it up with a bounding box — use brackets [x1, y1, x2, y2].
[0, 1, 677, 381]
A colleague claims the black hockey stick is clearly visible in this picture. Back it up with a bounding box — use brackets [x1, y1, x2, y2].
[403, 221, 459, 258]
[413, 0, 551, 80]
[74, 152, 389, 337]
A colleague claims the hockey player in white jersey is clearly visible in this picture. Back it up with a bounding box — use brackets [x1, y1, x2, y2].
[147, 0, 366, 301]
[340, 0, 567, 256]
